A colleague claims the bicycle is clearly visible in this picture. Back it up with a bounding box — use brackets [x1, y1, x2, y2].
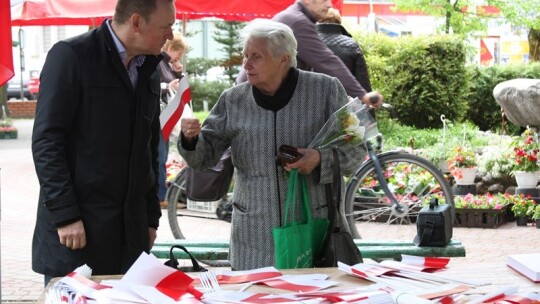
[166, 105, 455, 242]
[343, 134, 455, 241]
[166, 149, 233, 239]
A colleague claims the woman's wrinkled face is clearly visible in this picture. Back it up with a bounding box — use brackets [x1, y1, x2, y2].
[242, 38, 287, 94]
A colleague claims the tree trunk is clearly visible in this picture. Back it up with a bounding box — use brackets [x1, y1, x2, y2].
[529, 28, 540, 62]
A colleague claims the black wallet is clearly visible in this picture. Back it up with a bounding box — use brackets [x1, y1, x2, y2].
[277, 145, 303, 166]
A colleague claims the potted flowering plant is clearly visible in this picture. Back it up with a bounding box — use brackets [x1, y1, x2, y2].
[527, 203, 540, 229]
[0, 119, 18, 139]
[452, 193, 510, 228]
[447, 146, 477, 185]
[454, 193, 508, 210]
[509, 194, 534, 226]
[510, 127, 540, 188]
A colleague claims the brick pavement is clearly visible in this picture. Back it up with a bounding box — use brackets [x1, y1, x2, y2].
[1, 119, 539, 303]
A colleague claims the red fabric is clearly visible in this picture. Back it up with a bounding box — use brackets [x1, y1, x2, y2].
[1, 0, 14, 86]
[155, 270, 201, 300]
[12, 0, 342, 25]
[480, 39, 493, 65]
[160, 76, 191, 142]
[423, 257, 450, 269]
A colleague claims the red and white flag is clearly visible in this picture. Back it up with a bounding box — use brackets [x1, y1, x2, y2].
[160, 75, 191, 142]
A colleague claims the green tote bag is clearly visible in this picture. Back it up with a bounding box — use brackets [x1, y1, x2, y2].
[273, 169, 329, 269]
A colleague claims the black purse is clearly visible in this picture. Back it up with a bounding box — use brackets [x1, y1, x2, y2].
[164, 245, 208, 272]
[315, 150, 363, 267]
[413, 198, 453, 247]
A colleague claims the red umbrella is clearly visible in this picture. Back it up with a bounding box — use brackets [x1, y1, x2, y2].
[11, 0, 110, 26]
[11, 0, 343, 25]
[1, 0, 14, 86]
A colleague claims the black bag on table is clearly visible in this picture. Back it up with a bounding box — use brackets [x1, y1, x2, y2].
[413, 198, 453, 247]
[315, 150, 363, 267]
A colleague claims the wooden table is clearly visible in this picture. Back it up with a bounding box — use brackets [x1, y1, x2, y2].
[37, 263, 539, 303]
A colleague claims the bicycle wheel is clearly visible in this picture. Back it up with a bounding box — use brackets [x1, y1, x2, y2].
[166, 167, 188, 239]
[344, 151, 454, 240]
[166, 167, 232, 240]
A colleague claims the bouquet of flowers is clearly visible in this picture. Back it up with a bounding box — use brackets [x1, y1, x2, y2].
[308, 97, 378, 149]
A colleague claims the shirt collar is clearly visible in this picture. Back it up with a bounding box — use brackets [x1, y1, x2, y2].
[105, 19, 145, 67]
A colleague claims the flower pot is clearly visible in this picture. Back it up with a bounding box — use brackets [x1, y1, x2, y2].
[438, 160, 450, 173]
[536, 219, 540, 229]
[514, 171, 539, 188]
[515, 216, 529, 226]
[454, 167, 477, 185]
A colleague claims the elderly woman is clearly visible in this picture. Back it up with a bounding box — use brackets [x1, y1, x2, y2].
[178, 19, 365, 270]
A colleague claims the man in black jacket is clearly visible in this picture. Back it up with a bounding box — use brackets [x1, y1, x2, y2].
[31, 0, 175, 285]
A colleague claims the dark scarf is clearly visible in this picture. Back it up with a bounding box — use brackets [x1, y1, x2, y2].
[252, 68, 299, 112]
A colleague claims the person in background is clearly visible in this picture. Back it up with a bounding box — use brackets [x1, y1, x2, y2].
[179, 19, 365, 270]
[236, 0, 382, 107]
[31, 0, 176, 285]
[316, 7, 372, 94]
[157, 33, 187, 208]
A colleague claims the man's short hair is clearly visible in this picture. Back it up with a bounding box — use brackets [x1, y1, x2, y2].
[114, 0, 173, 24]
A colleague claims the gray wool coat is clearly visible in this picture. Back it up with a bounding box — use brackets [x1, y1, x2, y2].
[178, 70, 365, 270]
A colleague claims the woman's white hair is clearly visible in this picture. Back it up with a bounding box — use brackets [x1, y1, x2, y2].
[241, 19, 298, 68]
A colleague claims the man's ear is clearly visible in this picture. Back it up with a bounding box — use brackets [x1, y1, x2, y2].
[130, 13, 142, 32]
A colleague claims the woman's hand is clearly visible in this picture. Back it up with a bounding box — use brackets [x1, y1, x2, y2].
[171, 61, 183, 73]
[168, 78, 180, 91]
[361, 91, 384, 109]
[284, 148, 320, 175]
[181, 118, 201, 140]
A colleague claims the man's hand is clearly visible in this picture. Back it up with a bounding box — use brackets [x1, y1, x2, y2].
[148, 227, 157, 250]
[284, 148, 321, 175]
[361, 91, 384, 109]
[58, 220, 86, 250]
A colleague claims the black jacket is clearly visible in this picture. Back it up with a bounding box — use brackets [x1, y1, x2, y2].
[32, 20, 162, 277]
[316, 23, 372, 92]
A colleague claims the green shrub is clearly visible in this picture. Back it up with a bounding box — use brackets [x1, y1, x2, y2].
[189, 78, 232, 112]
[352, 33, 470, 129]
[389, 36, 470, 128]
[379, 118, 490, 151]
[186, 57, 222, 77]
[467, 62, 540, 134]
